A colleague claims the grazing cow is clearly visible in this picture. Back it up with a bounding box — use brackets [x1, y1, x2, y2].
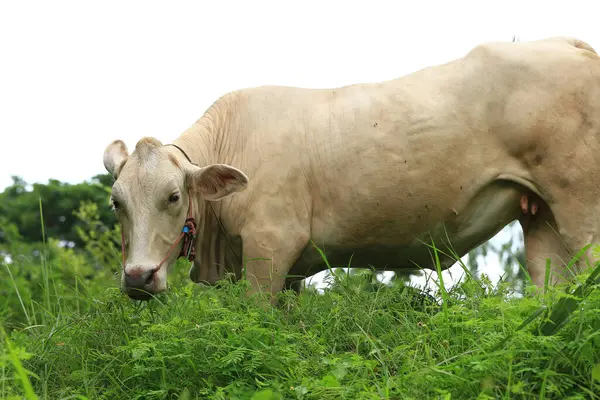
[103, 36, 600, 301]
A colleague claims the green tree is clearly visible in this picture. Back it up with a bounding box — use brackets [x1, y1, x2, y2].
[0, 174, 115, 248]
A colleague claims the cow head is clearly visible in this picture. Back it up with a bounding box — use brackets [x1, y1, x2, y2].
[102, 137, 248, 300]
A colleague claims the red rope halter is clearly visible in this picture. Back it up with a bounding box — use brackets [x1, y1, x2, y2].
[120, 191, 197, 273]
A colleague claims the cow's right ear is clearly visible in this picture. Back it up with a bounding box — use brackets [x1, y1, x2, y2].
[103, 140, 129, 177]
[186, 163, 249, 201]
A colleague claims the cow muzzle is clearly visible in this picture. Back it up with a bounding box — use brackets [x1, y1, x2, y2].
[123, 265, 159, 300]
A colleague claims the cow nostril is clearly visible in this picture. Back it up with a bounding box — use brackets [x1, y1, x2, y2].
[145, 269, 156, 285]
[124, 267, 156, 289]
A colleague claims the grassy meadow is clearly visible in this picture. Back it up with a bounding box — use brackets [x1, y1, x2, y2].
[1, 193, 600, 399]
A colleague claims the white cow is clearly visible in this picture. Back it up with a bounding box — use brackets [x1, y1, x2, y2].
[103, 36, 600, 301]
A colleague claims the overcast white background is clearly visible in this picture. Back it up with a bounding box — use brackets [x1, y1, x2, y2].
[1, 0, 598, 289]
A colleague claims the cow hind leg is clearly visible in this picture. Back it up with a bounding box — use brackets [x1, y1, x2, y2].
[519, 201, 572, 287]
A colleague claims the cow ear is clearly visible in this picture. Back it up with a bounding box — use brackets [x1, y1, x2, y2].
[188, 164, 249, 201]
[103, 140, 129, 177]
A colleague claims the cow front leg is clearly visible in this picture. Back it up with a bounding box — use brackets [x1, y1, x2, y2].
[240, 225, 309, 304]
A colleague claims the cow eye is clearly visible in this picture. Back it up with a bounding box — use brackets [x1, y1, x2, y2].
[169, 193, 180, 203]
[111, 199, 121, 210]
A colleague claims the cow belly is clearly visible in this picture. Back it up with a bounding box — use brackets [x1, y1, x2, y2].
[292, 179, 523, 277]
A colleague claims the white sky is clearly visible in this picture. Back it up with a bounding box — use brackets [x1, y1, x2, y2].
[1, 0, 597, 288]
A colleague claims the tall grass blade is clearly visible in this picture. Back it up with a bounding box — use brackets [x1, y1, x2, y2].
[544, 258, 551, 295]
[38, 196, 51, 323]
[4, 262, 31, 325]
[1, 328, 38, 400]
[309, 240, 333, 275]
[430, 238, 449, 317]
[539, 260, 600, 336]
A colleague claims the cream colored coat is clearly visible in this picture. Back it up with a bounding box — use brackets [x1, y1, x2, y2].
[103, 36, 600, 300]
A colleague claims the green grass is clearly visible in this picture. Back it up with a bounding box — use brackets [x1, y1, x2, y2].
[1, 205, 600, 399]
[1, 256, 600, 399]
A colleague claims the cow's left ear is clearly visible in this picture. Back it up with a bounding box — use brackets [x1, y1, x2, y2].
[187, 164, 249, 201]
[103, 140, 129, 177]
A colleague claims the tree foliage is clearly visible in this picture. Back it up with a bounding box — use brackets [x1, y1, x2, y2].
[0, 174, 115, 248]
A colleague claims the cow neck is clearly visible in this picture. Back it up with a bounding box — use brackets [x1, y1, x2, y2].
[164, 143, 243, 269]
